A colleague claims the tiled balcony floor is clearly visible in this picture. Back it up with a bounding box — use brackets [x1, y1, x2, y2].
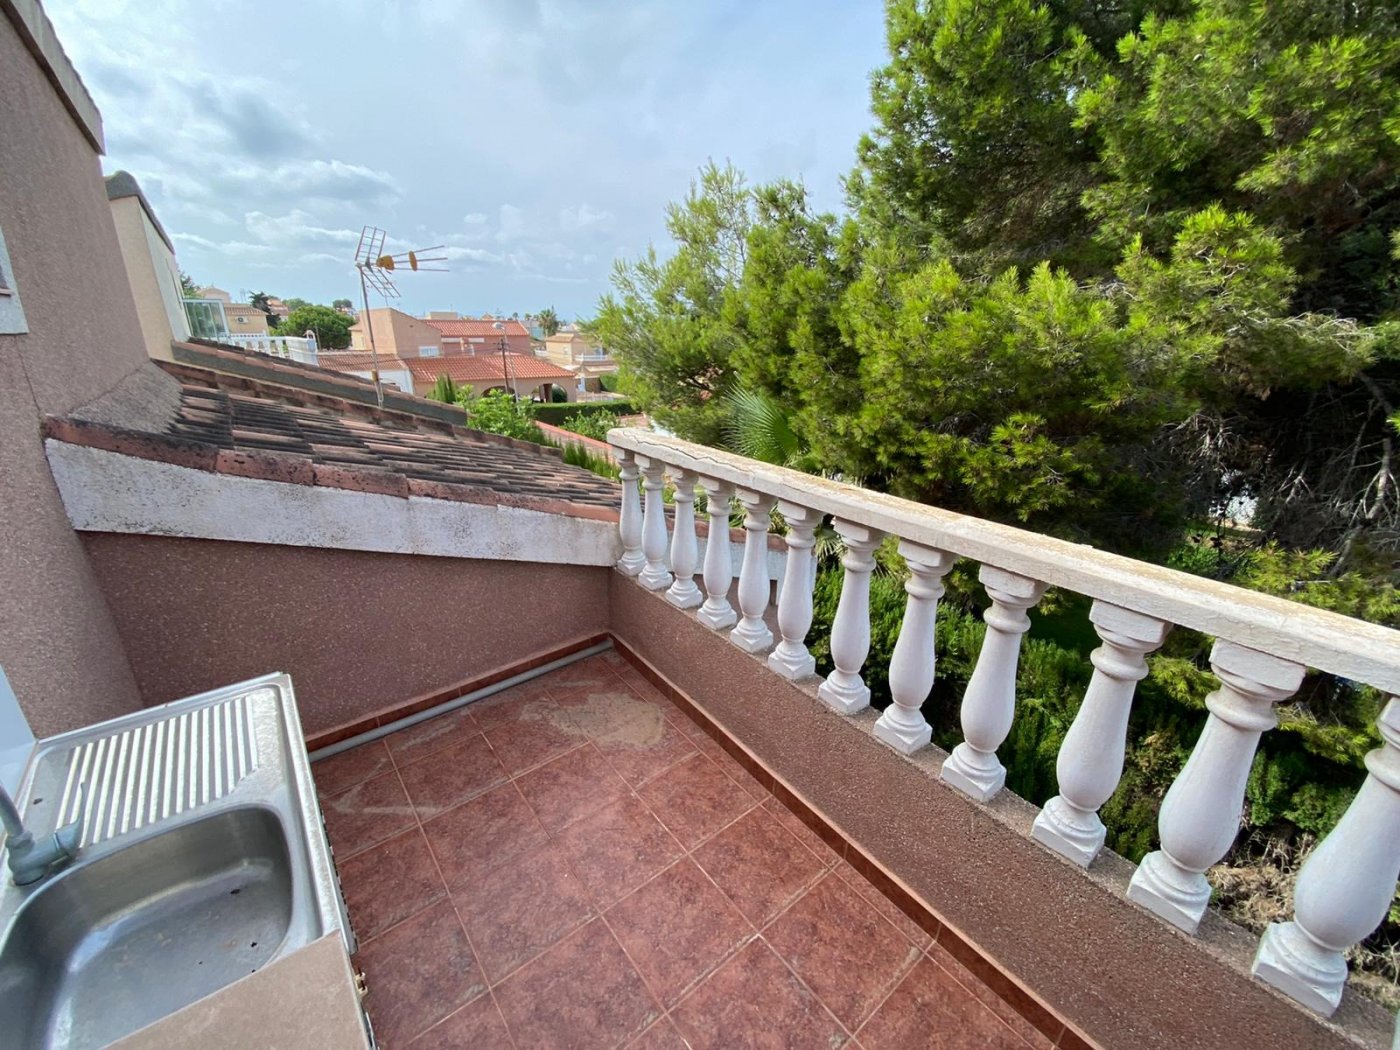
[314, 651, 1047, 1049]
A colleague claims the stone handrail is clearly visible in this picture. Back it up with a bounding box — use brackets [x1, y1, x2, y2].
[607, 425, 1400, 1020]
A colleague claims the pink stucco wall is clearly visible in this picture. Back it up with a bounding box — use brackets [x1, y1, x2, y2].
[0, 15, 147, 734]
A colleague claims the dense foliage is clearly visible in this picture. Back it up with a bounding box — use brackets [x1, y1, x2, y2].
[595, 0, 1400, 1001]
[275, 303, 354, 349]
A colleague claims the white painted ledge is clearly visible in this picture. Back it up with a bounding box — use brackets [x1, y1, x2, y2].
[45, 442, 621, 566]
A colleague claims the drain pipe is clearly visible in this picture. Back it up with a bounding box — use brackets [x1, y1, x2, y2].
[309, 639, 614, 762]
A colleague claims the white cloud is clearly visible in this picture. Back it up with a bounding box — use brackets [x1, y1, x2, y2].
[559, 204, 613, 233]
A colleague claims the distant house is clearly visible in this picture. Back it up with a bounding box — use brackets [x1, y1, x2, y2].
[346, 307, 445, 358]
[544, 326, 618, 392]
[196, 286, 269, 336]
[319, 348, 577, 403]
[422, 316, 533, 356]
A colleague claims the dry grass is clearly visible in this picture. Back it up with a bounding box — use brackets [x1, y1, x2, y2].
[1209, 833, 1400, 1012]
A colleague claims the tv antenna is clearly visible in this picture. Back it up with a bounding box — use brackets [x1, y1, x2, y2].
[353, 226, 447, 406]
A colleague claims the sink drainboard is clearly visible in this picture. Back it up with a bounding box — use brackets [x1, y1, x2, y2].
[54, 689, 262, 849]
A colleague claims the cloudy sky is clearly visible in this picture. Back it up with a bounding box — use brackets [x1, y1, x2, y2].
[47, 0, 887, 320]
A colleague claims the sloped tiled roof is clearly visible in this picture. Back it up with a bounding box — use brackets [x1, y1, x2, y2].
[44, 360, 621, 514]
[397, 354, 576, 384]
[423, 318, 531, 339]
[317, 352, 407, 373]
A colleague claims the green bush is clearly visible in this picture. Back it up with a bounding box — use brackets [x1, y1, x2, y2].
[459, 390, 543, 443]
[533, 400, 633, 426]
[557, 412, 615, 442]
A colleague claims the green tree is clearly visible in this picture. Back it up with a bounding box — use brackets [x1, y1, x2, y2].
[179, 271, 199, 298]
[278, 304, 353, 349]
[592, 162, 753, 445]
[536, 307, 561, 336]
[331, 298, 354, 312]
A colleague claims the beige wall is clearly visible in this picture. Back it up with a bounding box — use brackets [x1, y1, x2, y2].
[81, 535, 612, 738]
[350, 308, 443, 357]
[108, 194, 189, 361]
[0, 11, 146, 734]
[224, 302, 269, 335]
[609, 577, 1395, 1050]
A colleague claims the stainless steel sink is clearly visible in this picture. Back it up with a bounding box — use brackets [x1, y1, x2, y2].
[0, 675, 348, 1049]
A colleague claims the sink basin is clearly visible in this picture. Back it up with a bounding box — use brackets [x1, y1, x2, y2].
[0, 806, 293, 1049]
[0, 674, 350, 1049]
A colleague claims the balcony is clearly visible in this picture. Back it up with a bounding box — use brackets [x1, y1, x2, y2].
[37, 389, 1400, 1049]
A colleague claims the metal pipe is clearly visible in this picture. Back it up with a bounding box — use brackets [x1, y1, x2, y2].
[308, 640, 614, 761]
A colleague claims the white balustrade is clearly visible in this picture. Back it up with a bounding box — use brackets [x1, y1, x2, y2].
[1032, 601, 1171, 866]
[605, 428, 1400, 1015]
[615, 453, 646, 576]
[1128, 640, 1305, 932]
[665, 470, 703, 609]
[696, 478, 737, 630]
[730, 489, 777, 653]
[1251, 697, 1400, 1014]
[637, 456, 672, 591]
[767, 502, 823, 680]
[874, 541, 955, 754]
[941, 566, 1047, 801]
[818, 520, 884, 714]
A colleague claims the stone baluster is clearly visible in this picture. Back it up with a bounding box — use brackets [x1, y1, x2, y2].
[1252, 697, 1400, 1015]
[941, 566, 1047, 801]
[615, 452, 646, 576]
[637, 456, 672, 591]
[817, 521, 884, 714]
[664, 470, 703, 608]
[729, 489, 777, 653]
[696, 478, 737, 630]
[767, 502, 823, 680]
[874, 541, 956, 753]
[1032, 601, 1171, 866]
[1127, 640, 1305, 932]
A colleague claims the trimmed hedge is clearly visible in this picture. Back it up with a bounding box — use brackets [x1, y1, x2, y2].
[533, 400, 634, 426]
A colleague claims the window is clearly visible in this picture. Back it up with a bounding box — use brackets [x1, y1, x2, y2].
[0, 224, 28, 335]
[418, 345, 440, 357]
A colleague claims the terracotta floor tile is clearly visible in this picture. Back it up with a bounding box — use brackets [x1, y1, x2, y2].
[636, 753, 759, 849]
[384, 707, 477, 765]
[688, 731, 766, 798]
[469, 679, 555, 729]
[357, 900, 485, 1047]
[551, 794, 683, 907]
[424, 782, 548, 888]
[671, 938, 850, 1050]
[397, 731, 508, 820]
[926, 941, 1055, 1050]
[766, 871, 923, 1031]
[453, 840, 594, 983]
[593, 709, 699, 787]
[337, 827, 447, 942]
[541, 654, 624, 698]
[625, 1018, 688, 1050]
[856, 956, 1028, 1049]
[555, 685, 667, 738]
[617, 671, 672, 708]
[691, 807, 827, 926]
[514, 743, 632, 833]
[319, 770, 415, 859]
[409, 993, 513, 1049]
[834, 860, 933, 949]
[312, 739, 394, 797]
[493, 918, 661, 1050]
[482, 706, 586, 775]
[606, 858, 754, 1007]
[762, 796, 842, 868]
